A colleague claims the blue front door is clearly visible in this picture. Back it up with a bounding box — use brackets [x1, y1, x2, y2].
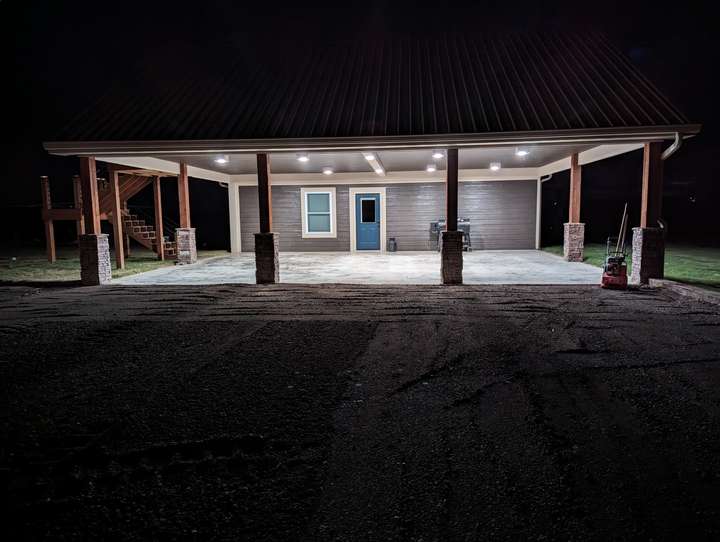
[355, 193, 381, 250]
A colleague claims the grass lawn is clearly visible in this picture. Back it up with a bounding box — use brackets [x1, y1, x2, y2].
[544, 243, 720, 291]
[0, 247, 229, 284]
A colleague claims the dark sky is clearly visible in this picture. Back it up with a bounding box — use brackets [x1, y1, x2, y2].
[2, 0, 718, 247]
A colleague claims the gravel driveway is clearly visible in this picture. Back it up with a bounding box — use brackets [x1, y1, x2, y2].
[2, 283, 719, 540]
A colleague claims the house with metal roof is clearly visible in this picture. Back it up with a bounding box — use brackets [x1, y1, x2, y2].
[43, 32, 699, 285]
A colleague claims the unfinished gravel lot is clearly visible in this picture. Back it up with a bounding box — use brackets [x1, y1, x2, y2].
[2, 283, 720, 540]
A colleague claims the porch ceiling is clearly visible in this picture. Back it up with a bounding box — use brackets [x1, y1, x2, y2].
[159, 143, 596, 175]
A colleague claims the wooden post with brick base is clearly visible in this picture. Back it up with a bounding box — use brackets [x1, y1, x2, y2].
[441, 148, 462, 284]
[631, 142, 665, 284]
[40, 176, 56, 263]
[176, 163, 197, 265]
[563, 153, 585, 262]
[255, 153, 279, 284]
[78, 157, 111, 285]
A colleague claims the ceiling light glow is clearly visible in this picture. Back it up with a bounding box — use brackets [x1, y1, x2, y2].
[363, 153, 375, 161]
[490, 162, 501, 171]
[374, 167, 384, 174]
[426, 163, 437, 172]
[432, 150, 445, 160]
[322, 167, 334, 175]
[214, 155, 229, 165]
[515, 148, 529, 157]
[296, 153, 310, 162]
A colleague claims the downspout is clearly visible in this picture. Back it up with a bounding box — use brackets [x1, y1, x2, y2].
[661, 132, 682, 161]
[540, 173, 553, 183]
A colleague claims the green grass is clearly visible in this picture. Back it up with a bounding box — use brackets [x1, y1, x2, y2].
[544, 243, 720, 291]
[0, 248, 228, 284]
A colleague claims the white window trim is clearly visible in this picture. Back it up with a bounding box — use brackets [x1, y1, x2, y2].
[349, 187, 387, 252]
[300, 187, 337, 238]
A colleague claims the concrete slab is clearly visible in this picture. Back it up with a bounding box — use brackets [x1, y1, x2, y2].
[116, 250, 602, 285]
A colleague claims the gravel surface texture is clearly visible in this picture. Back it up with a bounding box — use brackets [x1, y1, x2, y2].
[2, 284, 720, 540]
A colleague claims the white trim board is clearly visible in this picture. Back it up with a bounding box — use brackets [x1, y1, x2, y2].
[349, 187, 387, 253]
[300, 187, 337, 238]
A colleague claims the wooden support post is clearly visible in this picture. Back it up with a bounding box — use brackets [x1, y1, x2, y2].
[640, 142, 664, 228]
[109, 169, 125, 269]
[257, 153, 272, 233]
[228, 182, 242, 253]
[569, 153, 582, 223]
[79, 157, 101, 234]
[178, 163, 191, 228]
[72, 175, 85, 238]
[40, 176, 56, 263]
[153, 176, 165, 260]
[445, 148, 459, 231]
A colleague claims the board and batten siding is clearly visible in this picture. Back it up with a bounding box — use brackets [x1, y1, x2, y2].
[239, 185, 350, 251]
[239, 180, 536, 251]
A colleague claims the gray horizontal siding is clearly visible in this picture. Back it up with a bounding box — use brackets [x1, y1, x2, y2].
[240, 185, 350, 251]
[240, 180, 536, 252]
[386, 180, 537, 250]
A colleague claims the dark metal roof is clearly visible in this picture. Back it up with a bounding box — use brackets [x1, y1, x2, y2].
[56, 31, 694, 143]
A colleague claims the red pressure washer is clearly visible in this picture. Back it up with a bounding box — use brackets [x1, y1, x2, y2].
[601, 203, 629, 290]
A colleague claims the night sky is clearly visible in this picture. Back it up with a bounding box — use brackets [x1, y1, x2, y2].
[2, 1, 718, 249]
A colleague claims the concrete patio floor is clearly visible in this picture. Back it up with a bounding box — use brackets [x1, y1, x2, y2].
[116, 250, 602, 285]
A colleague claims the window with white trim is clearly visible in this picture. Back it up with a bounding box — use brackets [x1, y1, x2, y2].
[301, 187, 336, 238]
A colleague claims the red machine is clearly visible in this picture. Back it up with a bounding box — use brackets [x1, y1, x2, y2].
[601, 204, 629, 290]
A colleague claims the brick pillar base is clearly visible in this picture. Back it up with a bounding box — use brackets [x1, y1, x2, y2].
[563, 223, 585, 262]
[255, 232, 279, 284]
[630, 227, 665, 285]
[441, 231, 463, 285]
[175, 228, 197, 265]
[79, 233, 111, 286]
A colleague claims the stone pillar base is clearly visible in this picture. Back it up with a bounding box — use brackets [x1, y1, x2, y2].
[175, 228, 197, 265]
[563, 223, 585, 262]
[441, 231, 463, 285]
[630, 227, 665, 285]
[255, 232, 279, 284]
[79, 233, 111, 286]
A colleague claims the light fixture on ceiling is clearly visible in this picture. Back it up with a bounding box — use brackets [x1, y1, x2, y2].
[214, 155, 229, 165]
[296, 152, 310, 162]
[515, 148, 529, 157]
[432, 150, 445, 160]
[490, 162, 502, 171]
[363, 152, 375, 161]
[374, 167, 384, 175]
[322, 167, 334, 175]
[426, 163, 437, 172]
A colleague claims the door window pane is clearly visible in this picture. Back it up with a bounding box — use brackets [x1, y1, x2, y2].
[307, 193, 330, 213]
[307, 213, 331, 232]
[361, 199, 376, 223]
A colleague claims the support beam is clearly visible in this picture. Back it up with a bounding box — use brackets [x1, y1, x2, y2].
[228, 182, 242, 254]
[72, 175, 85, 238]
[109, 169, 125, 269]
[178, 162, 191, 228]
[632, 141, 666, 284]
[153, 176, 165, 261]
[257, 153, 272, 233]
[79, 156, 101, 234]
[445, 148, 459, 232]
[255, 153, 278, 283]
[441, 148, 462, 284]
[569, 153, 582, 223]
[535, 178, 542, 249]
[40, 176, 56, 263]
[640, 142, 664, 228]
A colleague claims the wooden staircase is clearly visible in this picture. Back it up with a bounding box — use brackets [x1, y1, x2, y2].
[121, 210, 177, 258]
[97, 174, 177, 259]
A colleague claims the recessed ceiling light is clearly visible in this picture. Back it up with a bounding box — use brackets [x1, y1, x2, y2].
[214, 155, 229, 165]
[296, 153, 309, 162]
[363, 153, 375, 161]
[490, 162, 501, 171]
[374, 167, 384, 174]
[426, 163, 437, 172]
[322, 167, 334, 175]
[515, 148, 529, 157]
[432, 150, 445, 160]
